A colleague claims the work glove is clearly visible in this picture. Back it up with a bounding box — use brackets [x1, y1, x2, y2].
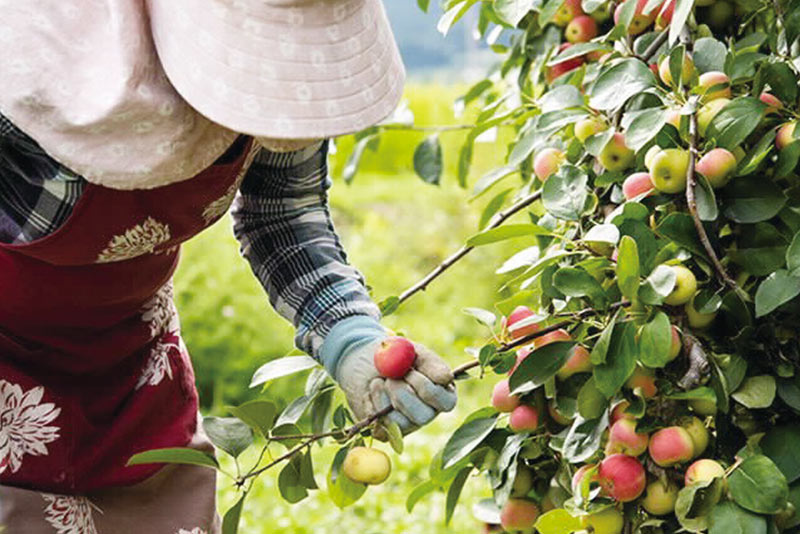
[319, 316, 457, 436]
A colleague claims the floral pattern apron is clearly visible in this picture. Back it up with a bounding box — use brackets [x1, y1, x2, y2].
[0, 135, 257, 532]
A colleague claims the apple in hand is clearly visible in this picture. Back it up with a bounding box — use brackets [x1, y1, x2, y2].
[581, 508, 624, 534]
[698, 98, 730, 137]
[648, 426, 695, 467]
[648, 148, 689, 193]
[664, 265, 697, 305]
[605, 418, 649, 456]
[696, 148, 737, 188]
[642, 479, 680, 515]
[546, 43, 584, 83]
[534, 148, 566, 181]
[685, 458, 725, 485]
[599, 132, 635, 172]
[777, 122, 798, 150]
[575, 117, 607, 143]
[492, 379, 521, 413]
[374, 337, 416, 379]
[553, 0, 584, 25]
[622, 172, 654, 200]
[566, 15, 598, 42]
[658, 54, 694, 86]
[760, 92, 783, 114]
[597, 454, 647, 502]
[509, 405, 540, 432]
[343, 447, 392, 485]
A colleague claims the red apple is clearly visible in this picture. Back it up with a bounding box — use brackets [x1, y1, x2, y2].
[557, 345, 592, 380]
[655, 0, 675, 29]
[614, 0, 656, 35]
[697, 71, 731, 102]
[777, 122, 797, 150]
[546, 43, 584, 84]
[760, 92, 783, 114]
[509, 405, 540, 432]
[506, 305, 540, 340]
[648, 426, 695, 467]
[566, 15, 598, 43]
[534, 148, 567, 181]
[610, 400, 635, 425]
[572, 463, 598, 493]
[500, 499, 541, 532]
[532, 328, 571, 349]
[597, 454, 647, 502]
[622, 172, 655, 200]
[685, 458, 726, 486]
[668, 325, 682, 362]
[626, 366, 658, 398]
[553, 0, 584, 25]
[374, 337, 416, 379]
[696, 147, 737, 188]
[605, 418, 649, 456]
[492, 379, 521, 413]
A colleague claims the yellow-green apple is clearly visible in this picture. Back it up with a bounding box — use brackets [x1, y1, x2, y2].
[546, 43, 584, 83]
[690, 398, 717, 416]
[610, 400, 635, 425]
[575, 117, 608, 143]
[615, 0, 656, 35]
[679, 416, 709, 457]
[697, 71, 731, 102]
[777, 122, 798, 150]
[605, 419, 650, 456]
[685, 294, 717, 329]
[648, 148, 690, 193]
[626, 366, 658, 398]
[696, 147, 737, 188]
[645, 145, 663, 169]
[668, 325, 682, 361]
[665, 108, 682, 129]
[685, 458, 725, 485]
[374, 337, 417, 379]
[509, 405, 540, 432]
[642, 479, 680, 515]
[599, 132, 635, 171]
[707, 1, 735, 30]
[557, 345, 593, 380]
[698, 98, 730, 137]
[566, 15, 598, 43]
[500, 498, 541, 532]
[655, 0, 675, 29]
[534, 147, 566, 181]
[664, 265, 697, 305]
[492, 379, 521, 413]
[533, 328, 571, 349]
[659, 54, 694, 86]
[622, 172, 655, 200]
[506, 305, 541, 340]
[553, 0, 584, 25]
[343, 447, 392, 485]
[760, 92, 782, 114]
[548, 400, 574, 425]
[511, 465, 534, 497]
[598, 453, 647, 501]
[648, 426, 695, 467]
[581, 508, 624, 534]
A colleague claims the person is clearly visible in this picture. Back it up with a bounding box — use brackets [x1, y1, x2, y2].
[0, 1, 457, 532]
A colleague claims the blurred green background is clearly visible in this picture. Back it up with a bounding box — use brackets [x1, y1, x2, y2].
[174, 84, 529, 533]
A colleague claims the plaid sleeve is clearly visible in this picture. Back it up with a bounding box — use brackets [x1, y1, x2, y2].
[231, 140, 381, 359]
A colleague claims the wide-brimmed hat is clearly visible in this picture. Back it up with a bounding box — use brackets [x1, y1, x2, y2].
[149, 0, 406, 140]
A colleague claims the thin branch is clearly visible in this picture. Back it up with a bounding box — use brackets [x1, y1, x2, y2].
[638, 31, 669, 64]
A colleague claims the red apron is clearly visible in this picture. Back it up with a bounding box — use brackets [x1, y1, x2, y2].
[0, 136, 256, 494]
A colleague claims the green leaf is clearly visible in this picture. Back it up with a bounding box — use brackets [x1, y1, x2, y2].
[510, 341, 576, 394]
[675, 478, 725, 532]
[493, 0, 535, 25]
[279, 455, 309, 503]
[202, 417, 254, 459]
[227, 400, 277, 439]
[299, 450, 318, 490]
[442, 414, 498, 469]
[787, 230, 800, 274]
[755, 270, 800, 317]
[761, 61, 798, 104]
[593, 322, 638, 398]
[694, 37, 728, 73]
[222, 494, 246, 534]
[407, 480, 438, 513]
[657, 213, 708, 259]
[467, 224, 550, 246]
[761, 426, 800, 483]
[342, 134, 377, 184]
[539, 86, 584, 111]
[413, 135, 443, 185]
[625, 108, 668, 151]
[707, 97, 768, 151]
[577, 377, 609, 419]
[126, 447, 219, 469]
[728, 223, 788, 276]
[472, 166, 517, 197]
[728, 455, 789, 514]
[638, 264, 677, 305]
[639, 312, 672, 368]
[666, 386, 718, 403]
[708, 501, 767, 534]
[775, 141, 800, 178]
[542, 165, 589, 221]
[669, 0, 693, 44]
[386, 421, 405, 454]
[590, 312, 618, 364]
[379, 296, 400, 316]
[562, 413, 609, 463]
[695, 174, 719, 222]
[778, 375, 800, 413]
[479, 189, 513, 230]
[589, 59, 657, 110]
[583, 223, 620, 248]
[250, 355, 318, 388]
[535, 509, 583, 534]
[547, 43, 610, 66]
[732, 375, 776, 409]
[616, 236, 640, 302]
[552, 267, 609, 308]
[445, 467, 472, 525]
[737, 130, 776, 176]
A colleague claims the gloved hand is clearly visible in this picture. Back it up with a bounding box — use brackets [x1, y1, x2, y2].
[319, 316, 457, 436]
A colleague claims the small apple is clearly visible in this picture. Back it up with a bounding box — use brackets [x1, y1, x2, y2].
[648, 426, 695, 467]
[658, 53, 694, 86]
[605, 418, 650, 456]
[534, 148, 567, 181]
[664, 265, 697, 306]
[599, 132, 635, 172]
[533, 328, 572, 349]
[500, 498, 541, 532]
[597, 454, 647, 502]
[374, 337, 416, 379]
[590, 2, 613, 22]
[546, 43, 584, 83]
[648, 148, 690, 194]
[680, 415, 710, 457]
[665, 108, 682, 129]
[557, 345, 592, 380]
[685, 294, 717, 329]
[548, 400, 574, 425]
[707, 0, 735, 30]
[511, 465, 534, 497]
[622, 172, 654, 200]
[644, 145, 663, 169]
[575, 117, 608, 143]
[614, 0, 656, 35]
[566, 15, 598, 43]
[610, 400, 635, 425]
[509, 405, 540, 432]
[655, 0, 675, 29]
[668, 325, 682, 362]
[696, 147, 737, 188]
[777, 122, 797, 150]
[760, 92, 782, 114]
[581, 508, 624, 534]
[506, 305, 540, 340]
[697, 98, 730, 137]
[626, 366, 658, 398]
[572, 464, 598, 494]
[510, 347, 532, 375]
[553, 0, 584, 26]
[685, 458, 725, 485]
[690, 398, 717, 416]
[642, 479, 680, 515]
[492, 379, 521, 413]
[697, 71, 732, 102]
[343, 446, 392, 485]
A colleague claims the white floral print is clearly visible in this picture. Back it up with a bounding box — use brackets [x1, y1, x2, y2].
[140, 281, 180, 337]
[136, 281, 182, 390]
[201, 143, 258, 224]
[41, 494, 98, 534]
[0, 381, 61, 475]
[96, 216, 171, 263]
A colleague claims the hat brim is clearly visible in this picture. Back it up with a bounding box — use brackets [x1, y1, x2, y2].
[148, 0, 406, 140]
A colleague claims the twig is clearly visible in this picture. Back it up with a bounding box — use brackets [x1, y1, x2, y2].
[638, 31, 669, 64]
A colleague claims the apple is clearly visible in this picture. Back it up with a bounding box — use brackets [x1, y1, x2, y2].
[648, 426, 695, 467]
[614, 0, 656, 35]
[511, 465, 534, 497]
[707, 1, 735, 30]
[557, 345, 592, 380]
[697, 71, 731, 102]
[642, 479, 680, 515]
[598, 132, 635, 172]
[622, 172, 654, 200]
[342, 446, 392, 485]
[597, 454, 647, 502]
[610, 400, 635, 425]
[510, 347, 532, 375]
[664, 265, 697, 306]
[668, 325, 682, 362]
[534, 148, 567, 181]
[648, 148, 689, 193]
[506, 305, 540, 340]
[492, 379, 521, 413]
[665, 108, 682, 129]
[685, 458, 726, 485]
[546, 43, 584, 83]
[572, 463, 598, 494]
[533, 328, 571, 349]
[566, 15, 598, 43]
[581, 508, 624, 534]
[698, 98, 730, 137]
[685, 294, 717, 329]
[374, 337, 416, 379]
[548, 400, 574, 425]
[658, 54, 694, 86]
[605, 418, 650, 456]
[680, 416, 710, 457]
[500, 498, 541, 532]
[690, 398, 717, 416]
[777, 122, 797, 150]
[553, 0, 584, 26]
[760, 92, 783, 114]
[509, 405, 540, 432]
[696, 147, 737, 188]
[575, 117, 607, 143]
[626, 366, 658, 398]
[590, 2, 613, 22]
[655, 0, 675, 29]
[644, 145, 663, 169]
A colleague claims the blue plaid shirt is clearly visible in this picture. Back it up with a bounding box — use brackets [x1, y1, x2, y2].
[0, 114, 381, 359]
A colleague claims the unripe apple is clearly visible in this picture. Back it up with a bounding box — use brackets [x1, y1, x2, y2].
[590, 2, 613, 22]
[610, 400, 635, 425]
[698, 98, 730, 137]
[697, 71, 731, 103]
[581, 508, 624, 534]
[659, 54, 694, 86]
[642, 479, 680, 515]
[553, 0, 584, 26]
[777, 122, 797, 150]
[534, 148, 567, 181]
[668, 325, 682, 362]
[685, 458, 725, 485]
[598, 454, 647, 502]
[566, 15, 598, 43]
[492, 379, 521, 413]
[506, 305, 540, 340]
[614, 0, 655, 35]
[509, 405, 540, 432]
[690, 398, 717, 416]
[626, 366, 658, 398]
[500, 498, 541, 532]
[605, 418, 650, 456]
[644, 145, 663, 169]
[679, 416, 709, 457]
[572, 464, 598, 493]
[685, 294, 717, 329]
[511, 465, 534, 497]
[622, 172, 654, 200]
[548, 400, 574, 426]
[532, 328, 571, 349]
[664, 265, 697, 306]
[707, 1, 735, 30]
[655, 0, 675, 29]
[648, 426, 695, 467]
[575, 117, 608, 143]
[648, 148, 689, 193]
[342, 447, 392, 485]
[696, 148, 737, 188]
[546, 43, 584, 83]
[557, 345, 592, 380]
[599, 132, 635, 172]
[760, 92, 782, 114]
[374, 337, 417, 379]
